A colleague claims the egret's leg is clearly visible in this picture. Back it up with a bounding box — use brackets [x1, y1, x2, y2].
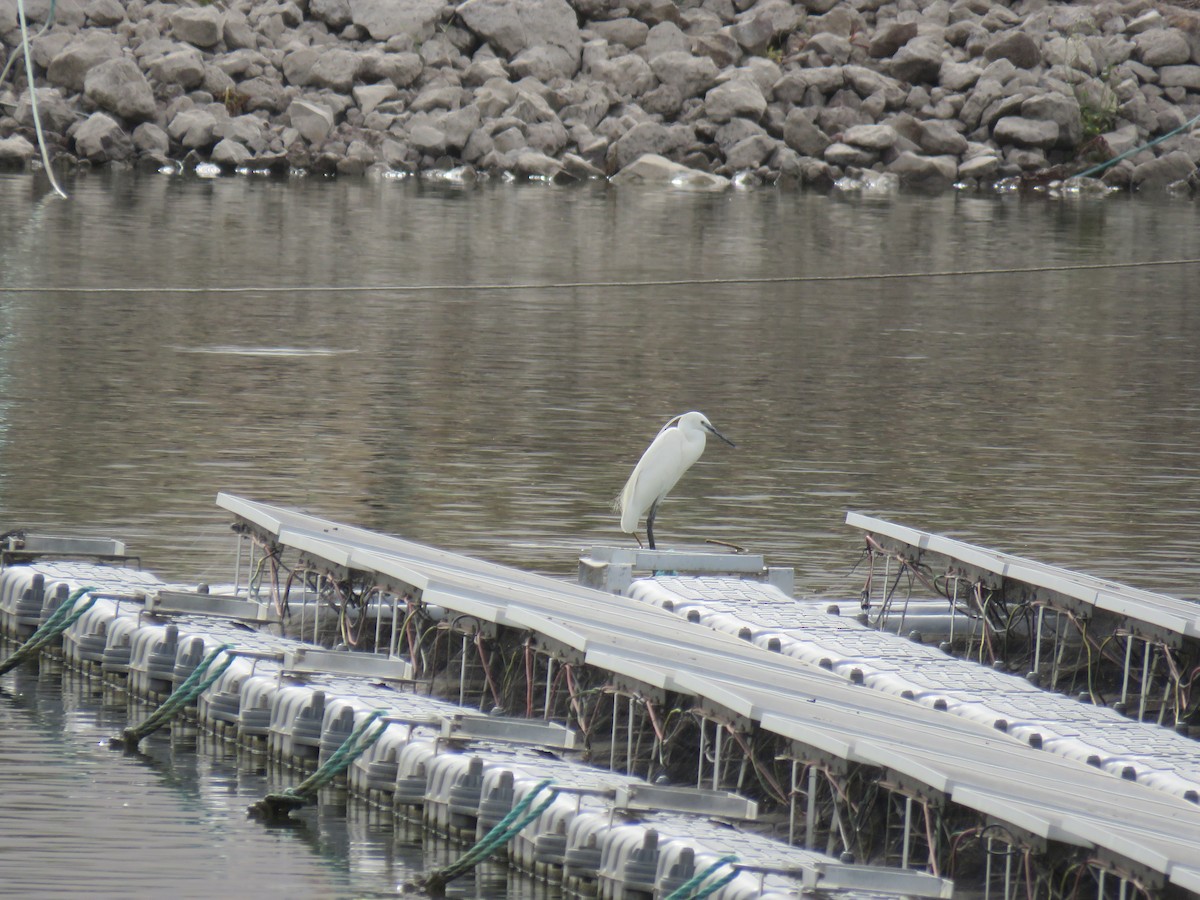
[646, 502, 659, 550]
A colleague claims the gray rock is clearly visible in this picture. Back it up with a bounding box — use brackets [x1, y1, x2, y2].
[692, 32, 743, 69]
[282, 48, 320, 86]
[171, 7, 224, 49]
[14, 87, 76, 134]
[223, 12, 258, 50]
[212, 137, 253, 166]
[311, 0, 353, 29]
[1133, 30, 1191, 68]
[288, 98, 336, 143]
[409, 122, 448, 154]
[560, 152, 604, 179]
[723, 132, 775, 169]
[782, 108, 831, 156]
[513, 149, 563, 177]
[132, 122, 170, 155]
[824, 141, 877, 167]
[237, 77, 291, 114]
[168, 108, 219, 148]
[917, 119, 967, 155]
[992, 115, 1058, 149]
[463, 55, 509, 85]
[505, 90, 558, 124]
[983, 31, 1041, 70]
[203, 65, 237, 99]
[642, 83, 683, 117]
[354, 83, 399, 116]
[1159, 66, 1200, 91]
[0, 135, 36, 164]
[610, 152, 730, 189]
[1020, 92, 1081, 149]
[456, 0, 582, 60]
[86, 0, 125, 26]
[511, 45, 580, 79]
[472, 79, 517, 117]
[642, 21, 690, 58]
[611, 120, 675, 169]
[887, 150, 957, 186]
[842, 123, 898, 149]
[843, 65, 903, 103]
[84, 58, 157, 123]
[890, 36, 943, 84]
[1131, 150, 1195, 191]
[869, 22, 917, 59]
[73, 111, 133, 161]
[221, 115, 267, 150]
[310, 48, 363, 92]
[714, 117, 766, 154]
[805, 32, 852, 65]
[440, 104, 483, 148]
[364, 52, 424, 87]
[149, 48, 206, 90]
[959, 77, 1002, 130]
[957, 153, 1000, 179]
[940, 61, 981, 92]
[649, 51, 719, 99]
[704, 77, 766, 122]
[589, 18, 649, 49]
[591, 53, 657, 96]
[213, 49, 269, 79]
[773, 66, 844, 102]
[350, 0, 446, 43]
[47, 32, 123, 93]
[731, 19, 781, 58]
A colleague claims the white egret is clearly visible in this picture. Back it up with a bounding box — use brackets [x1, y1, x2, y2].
[615, 411, 735, 549]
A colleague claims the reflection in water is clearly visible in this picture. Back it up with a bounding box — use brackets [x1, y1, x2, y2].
[2, 171, 1200, 897]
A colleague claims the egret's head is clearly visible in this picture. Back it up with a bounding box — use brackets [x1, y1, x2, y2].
[681, 411, 735, 448]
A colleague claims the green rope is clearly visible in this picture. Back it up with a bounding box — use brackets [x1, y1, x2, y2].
[0, 586, 98, 676]
[1073, 109, 1200, 180]
[421, 778, 560, 895]
[664, 854, 740, 900]
[116, 644, 236, 749]
[248, 709, 389, 821]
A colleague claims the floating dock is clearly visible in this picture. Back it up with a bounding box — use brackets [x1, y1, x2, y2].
[2, 496, 1199, 900]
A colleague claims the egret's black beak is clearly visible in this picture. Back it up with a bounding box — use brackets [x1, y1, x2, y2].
[706, 423, 735, 448]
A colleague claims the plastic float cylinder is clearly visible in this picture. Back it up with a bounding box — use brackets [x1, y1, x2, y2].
[237, 673, 280, 739]
[62, 597, 120, 665]
[657, 845, 695, 897]
[102, 616, 143, 676]
[597, 825, 659, 900]
[319, 697, 377, 766]
[0, 570, 45, 637]
[268, 685, 326, 763]
[349, 724, 408, 796]
[475, 768, 515, 839]
[127, 624, 179, 699]
[197, 657, 255, 730]
[563, 810, 611, 887]
[423, 753, 475, 834]
[393, 740, 439, 812]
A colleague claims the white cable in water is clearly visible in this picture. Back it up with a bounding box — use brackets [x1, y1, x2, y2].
[15, 0, 68, 200]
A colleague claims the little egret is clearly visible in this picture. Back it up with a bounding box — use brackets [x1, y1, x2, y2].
[615, 411, 735, 549]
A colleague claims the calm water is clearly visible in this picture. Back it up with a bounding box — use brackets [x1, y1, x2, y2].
[2, 170, 1200, 894]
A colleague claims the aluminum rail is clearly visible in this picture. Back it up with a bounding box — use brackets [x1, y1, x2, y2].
[846, 511, 1200, 641]
[218, 495, 1200, 892]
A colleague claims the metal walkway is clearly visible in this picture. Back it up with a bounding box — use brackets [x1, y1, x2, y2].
[219, 495, 1200, 897]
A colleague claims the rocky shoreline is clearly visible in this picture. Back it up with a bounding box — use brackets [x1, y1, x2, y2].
[2, 0, 1200, 192]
